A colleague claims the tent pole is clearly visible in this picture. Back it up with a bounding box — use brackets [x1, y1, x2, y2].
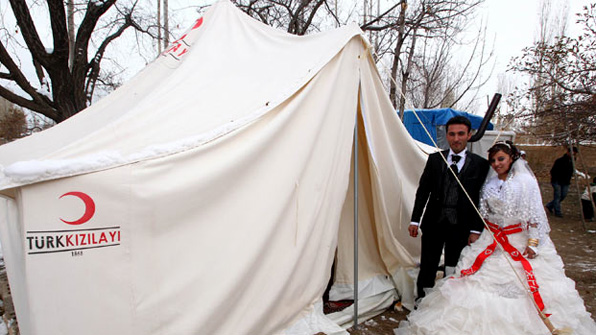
[353, 111, 359, 329]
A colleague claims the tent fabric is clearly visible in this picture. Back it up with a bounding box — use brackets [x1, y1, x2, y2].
[402, 108, 493, 147]
[0, 1, 427, 334]
[331, 55, 426, 309]
[0, 0, 363, 189]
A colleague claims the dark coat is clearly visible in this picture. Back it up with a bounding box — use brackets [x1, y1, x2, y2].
[411, 150, 490, 234]
[550, 154, 574, 185]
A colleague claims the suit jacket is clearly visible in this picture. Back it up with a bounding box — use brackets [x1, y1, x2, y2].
[411, 150, 490, 234]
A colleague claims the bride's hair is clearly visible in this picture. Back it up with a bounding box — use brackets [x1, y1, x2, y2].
[488, 140, 520, 161]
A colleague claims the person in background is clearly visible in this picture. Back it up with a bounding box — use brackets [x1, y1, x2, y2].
[520, 150, 527, 160]
[581, 177, 596, 221]
[545, 146, 578, 218]
[408, 116, 489, 304]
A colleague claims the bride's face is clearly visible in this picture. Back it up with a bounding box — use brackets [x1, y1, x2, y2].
[489, 150, 513, 180]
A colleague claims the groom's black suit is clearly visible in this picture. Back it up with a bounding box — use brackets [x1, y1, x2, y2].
[411, 149, 489, 298]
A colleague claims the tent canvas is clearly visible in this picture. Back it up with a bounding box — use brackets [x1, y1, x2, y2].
[0, 1, 427, 334]
[403, 108, 494, 148]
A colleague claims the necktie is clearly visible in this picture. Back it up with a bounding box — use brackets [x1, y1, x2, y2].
[451, 155, 461, 174]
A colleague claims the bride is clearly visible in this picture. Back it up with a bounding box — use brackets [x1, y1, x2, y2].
[396, 141, 596, 334]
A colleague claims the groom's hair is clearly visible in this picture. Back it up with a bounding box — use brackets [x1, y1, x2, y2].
[446, 116, 472, 133]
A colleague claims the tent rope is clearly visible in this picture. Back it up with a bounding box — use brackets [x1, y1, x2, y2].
[371, 50, 564, 334]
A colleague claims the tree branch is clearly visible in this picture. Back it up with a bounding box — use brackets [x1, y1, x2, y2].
[8, 0, 50, 66]
[0, 39, 53, 110]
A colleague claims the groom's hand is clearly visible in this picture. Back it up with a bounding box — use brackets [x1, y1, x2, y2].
[408, 224, 419, 237]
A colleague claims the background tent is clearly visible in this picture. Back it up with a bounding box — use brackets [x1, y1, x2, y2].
[0, 1, 427, 334]
[403, 108, 494, 149]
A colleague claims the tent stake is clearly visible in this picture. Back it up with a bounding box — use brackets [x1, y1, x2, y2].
[353, 111, 359, 329]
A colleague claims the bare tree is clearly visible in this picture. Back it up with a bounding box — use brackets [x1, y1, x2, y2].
[231, 0, 337, 35]
[157, 0, 172, 53]
[509, 4, 596, 144]
[233, 0, 491, 117]
[163, 0, 170, 47]
[0, 0, 160, 123]
[0, 0, 492, 126]
[67, 0, 75, 69]
[493, 73, 518, 131]
[528, 0, 569, 124]
[407, 23, 492, 111]
[158, 0, 163, 53]
[359, 0, 490, 117]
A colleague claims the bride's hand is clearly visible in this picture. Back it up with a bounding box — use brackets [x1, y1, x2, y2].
[523, 246, 537, 259]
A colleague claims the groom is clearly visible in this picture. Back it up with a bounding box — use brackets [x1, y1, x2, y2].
[408, 116, 489, 301]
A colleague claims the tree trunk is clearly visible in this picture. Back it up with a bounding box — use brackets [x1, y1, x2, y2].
[164, 0, 169, 48]
[158, 0, 162, 53]
[399, 27, 417, 119]
[67, 0, 75, 70]
[389, 1, 407, 110]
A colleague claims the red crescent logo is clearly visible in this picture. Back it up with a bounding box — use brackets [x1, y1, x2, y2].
[59, 192, 96, 225]
[192, 17, 204, 30]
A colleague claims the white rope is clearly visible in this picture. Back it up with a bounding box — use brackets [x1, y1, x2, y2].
[373, 51, 561, 333]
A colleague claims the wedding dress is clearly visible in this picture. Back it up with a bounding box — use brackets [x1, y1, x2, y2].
[395, 160, 596, 335]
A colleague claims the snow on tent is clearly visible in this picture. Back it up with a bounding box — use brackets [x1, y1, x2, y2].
[0, 1, 427, 334]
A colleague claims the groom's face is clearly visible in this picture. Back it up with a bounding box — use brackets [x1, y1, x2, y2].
[446, 124, 471, 154]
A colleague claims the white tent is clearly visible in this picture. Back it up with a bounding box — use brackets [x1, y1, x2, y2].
[0, 1, 428, 334]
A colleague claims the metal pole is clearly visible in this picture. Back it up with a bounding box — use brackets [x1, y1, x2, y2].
[353, 112, 359, 329]
[567, 140, 587, 231]
[576, 147, 596, 220]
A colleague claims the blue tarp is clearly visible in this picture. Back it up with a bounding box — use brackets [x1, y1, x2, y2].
[402, 108, 493, 146]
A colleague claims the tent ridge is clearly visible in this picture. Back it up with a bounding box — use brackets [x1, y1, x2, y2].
[0, 33, 372, 191]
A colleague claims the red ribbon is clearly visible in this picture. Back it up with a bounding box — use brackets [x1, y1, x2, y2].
[459, 220, 549, 315]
